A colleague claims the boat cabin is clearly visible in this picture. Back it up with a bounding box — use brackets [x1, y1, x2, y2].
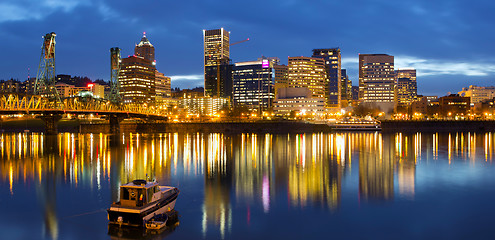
[119, 180, 160, 207]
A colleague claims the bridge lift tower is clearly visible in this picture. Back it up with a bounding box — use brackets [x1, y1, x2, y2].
[35, 32, 62, 106]
[109, 47, 122, 104]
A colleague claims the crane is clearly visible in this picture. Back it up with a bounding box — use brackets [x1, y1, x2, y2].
[231, 38, 250, 46]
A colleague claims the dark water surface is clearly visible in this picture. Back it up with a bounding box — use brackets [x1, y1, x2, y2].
[1, 132, 495, 239]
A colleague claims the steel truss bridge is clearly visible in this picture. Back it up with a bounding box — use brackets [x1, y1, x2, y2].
[0, 94, 167, 134]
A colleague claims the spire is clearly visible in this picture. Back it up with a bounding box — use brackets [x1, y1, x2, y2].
[137, 32, 153, 47]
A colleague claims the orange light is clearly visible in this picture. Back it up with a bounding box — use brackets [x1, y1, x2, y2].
[87, 83, 94, 88]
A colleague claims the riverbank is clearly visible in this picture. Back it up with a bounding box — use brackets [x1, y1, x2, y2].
[83, 121, 332, 134]
[381, 120, 495, 132]
[4, 119, 495, 134]
[0, 119, 333, 133]
[0, 118, 80, 132]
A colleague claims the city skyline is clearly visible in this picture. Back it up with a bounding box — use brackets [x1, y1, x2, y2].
[0, 0, 494, 96]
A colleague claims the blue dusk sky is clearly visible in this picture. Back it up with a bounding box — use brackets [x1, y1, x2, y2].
[0, 0, 494, 96]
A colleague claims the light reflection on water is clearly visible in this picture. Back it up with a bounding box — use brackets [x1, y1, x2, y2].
[1, 132, 495, 239]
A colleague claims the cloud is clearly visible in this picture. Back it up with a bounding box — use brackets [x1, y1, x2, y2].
[169, 74, 204, 88]
[169, 74, 203, 81]
[341, 56, 495, 77]
[43, 0, 81, 11]
[0, 3, 39, 22]
[0, 0, 113, 22]
[341, 57, 359, 69]
[395, 56, 495, 77]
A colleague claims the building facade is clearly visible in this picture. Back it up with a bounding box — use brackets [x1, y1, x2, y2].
[134, 33, 155, 64]
[274, 65, 288, 87]
[232, 58, 276, 111]
[439, 94, 470, 117]
[87, 83, 105, 98]
[55, 82, 104, 98]
[340, 69, 352, 107]
[119, 55, 156, 104]
[155, 70, 171, 99]
[274, 87, 326, 116]
[55, 82, 72, 97]
[359, 54, 395, 111]
[312, 48, 341, 108]
[204, 28, 231, 98]
[458, 85, 495, 104]
[0, 79, 21, 94]
[288, 56, 327, 101]
[178, 97, 230, 115]
[395, 69, 417, 107]
[204, 63, 233, 98]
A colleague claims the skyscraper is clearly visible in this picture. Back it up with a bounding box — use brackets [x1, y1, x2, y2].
[312, 48, 341, 108]
[273, 64, 288, 99]
[395, 69, 417, 107]
[135, 33, 155, 64]
[119, 55, 156, 104]
[340, 69, 352, 107]
[204, 28, 231, 98]
[232, 57, 276, 111]
[359, 54, 395, 111]
[288, 57, 326, 100]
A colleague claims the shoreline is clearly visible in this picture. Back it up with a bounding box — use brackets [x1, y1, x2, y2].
[2, 119, 495, 133]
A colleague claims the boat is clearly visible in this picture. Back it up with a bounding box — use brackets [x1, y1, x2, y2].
[107, 179, 179, 227]
[145, 213, 168, 230]
[331, 117, 381, 131]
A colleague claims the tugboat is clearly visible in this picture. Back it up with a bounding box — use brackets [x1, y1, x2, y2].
[107, 179, 179, 227]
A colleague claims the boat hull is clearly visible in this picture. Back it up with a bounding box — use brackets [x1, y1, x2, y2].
[107, 193, 178, 227]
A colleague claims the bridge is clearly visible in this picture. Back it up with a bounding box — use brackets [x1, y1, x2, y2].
[7, 32, 168, 134]
[0, 94, 167, 134]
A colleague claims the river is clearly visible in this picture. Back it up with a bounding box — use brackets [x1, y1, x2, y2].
[1, 132, 495, 239]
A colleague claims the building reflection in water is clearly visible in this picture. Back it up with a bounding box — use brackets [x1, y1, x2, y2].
[395, 133, 417, 199]
[202, 133, 232, 239]
[284, 133, 343, 210]
[3, 131, 495, 238]
[358, 132, 394, 201]
[234, 133, 273, 213]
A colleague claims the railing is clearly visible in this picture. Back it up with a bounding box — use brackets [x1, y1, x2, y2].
[0, 94, 165, 116]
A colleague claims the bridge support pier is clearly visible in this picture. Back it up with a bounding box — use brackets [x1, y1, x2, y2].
[40, 114, 62, 135]
[109, 114, 123, 135]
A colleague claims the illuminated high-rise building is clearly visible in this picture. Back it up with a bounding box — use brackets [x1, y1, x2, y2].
[312, 48, 341, 108]
[155, 70, 171, 98]
[204, 28, 231, 98]
[288, 56, 326, 100]
[395, 69, 417, 107]
[232, 57, 277, 111]
[119, 55, 156, 104]
[273, 64, 288, 99]
[134, 33, 155, 64]
[359, 54, 395, 110]
[340, 69, 352, 107]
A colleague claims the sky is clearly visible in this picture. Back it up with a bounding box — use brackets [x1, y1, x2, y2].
[0, 0, 494, 96]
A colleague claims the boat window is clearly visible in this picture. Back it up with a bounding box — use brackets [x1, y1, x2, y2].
[147, 188, 153, 203]
[122, 187, 130, 200]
